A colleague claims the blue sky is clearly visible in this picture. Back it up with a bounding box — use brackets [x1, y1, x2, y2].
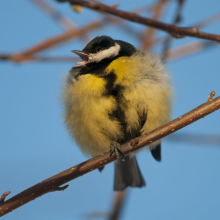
[1, 0, 220, 219]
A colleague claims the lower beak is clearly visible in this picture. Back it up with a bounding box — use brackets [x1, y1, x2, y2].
[72, 50, 89, 68]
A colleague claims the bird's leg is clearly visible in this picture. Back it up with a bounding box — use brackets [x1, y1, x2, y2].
[110, 142, 125, 162]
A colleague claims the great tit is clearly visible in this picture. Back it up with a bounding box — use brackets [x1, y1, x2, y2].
[63, 36, 173, 191]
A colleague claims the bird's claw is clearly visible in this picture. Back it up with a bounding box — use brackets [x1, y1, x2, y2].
[110, 142, 125, 162]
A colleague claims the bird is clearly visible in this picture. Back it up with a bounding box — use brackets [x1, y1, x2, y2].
[62, 36, 173, 191]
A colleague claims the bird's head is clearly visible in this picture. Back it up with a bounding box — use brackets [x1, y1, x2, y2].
[72, 36, 136, 69]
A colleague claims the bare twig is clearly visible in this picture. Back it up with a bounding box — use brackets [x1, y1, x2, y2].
[1, 2, 218, 64]
[148, 10, 220, 49]
[208, 91, 216, 101]
[163, 9, 220, 60]
[0, 192, 11, 204]
[142, 0, 169, 49]
[0, 3, 168, 63]
[195, 11, 220, 29]
[85, 191, 128, 219]
[21, 21, 105, 56]
[167, 41, 214, 61]
[162, 0, 185, 59]
[134, 0, 177, 15]
[30, 0, 77, 30]
[0, 53, 79, 63]
[0, 91, 220, 217]
[56, 0, 220, 42]
[166, 133, 220, 147]
[109, 191, 128, 220]
[98, 2, 160, 43]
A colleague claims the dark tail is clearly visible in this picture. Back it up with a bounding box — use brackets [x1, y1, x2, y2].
[151, 143, 161, 162]
[114, 154, 146, 191]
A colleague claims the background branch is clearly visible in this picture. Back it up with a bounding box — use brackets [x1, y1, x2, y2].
[167, 41, 214, 61]
[57, 0, 220, 42]
[30, 0, 77, 30]
[141, 0, 169, 49]
[1, 3, 218, 64]
[162, 0, 185, 59]
[0, 53, 78, 63]
[21, 21, 105, 56]
[166, 133, 220, 147]
[109, 191, 128, 220]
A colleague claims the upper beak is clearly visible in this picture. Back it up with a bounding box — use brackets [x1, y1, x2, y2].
[72, 50, 89, 68]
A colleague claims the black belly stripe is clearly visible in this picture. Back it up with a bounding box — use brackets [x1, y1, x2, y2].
[138, 108, 148, 129]
[101, 70, 145, 144]
[101, 71, 126, 143]
[102, 71, 117, 93]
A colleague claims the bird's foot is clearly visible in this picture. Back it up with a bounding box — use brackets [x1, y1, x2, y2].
[110, 142, 125, 162]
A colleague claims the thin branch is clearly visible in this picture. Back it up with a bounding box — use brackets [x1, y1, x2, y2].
[0, 53, 78, 63]
[30, 0, 77, 30]
[167, 41, 214, 61]
[85, 191, 128, 219]
[116, 22, 142, 40]
[0, 92, 220, 217]
[0, 192, 11, 204]
[24, 2, 156, 56]
[162, 0, 185, 59]
[142, 0, 169, 49]
[102, 2, 158, 42]
[163, 9, 220, 60]
[2, 40, 213, 64]
[1, 2, 219, 64]
[166, 133, 220, 147]
[149, 10, 220, 49]
[56, 0, 220, 42]
[21, 21, 105, 56]
[109, 191, 128, 220]
[0, 3, 168, 63]
[95, 1, 166, 43]
[195, 11, 220, 29]
[0, 39, 215, 64]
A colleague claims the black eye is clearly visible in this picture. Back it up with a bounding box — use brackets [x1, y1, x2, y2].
[96, 47, 102, 52]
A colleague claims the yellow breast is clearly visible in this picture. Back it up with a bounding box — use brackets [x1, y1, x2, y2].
[64, 73, 123, 156]
[63, 53, 173, 156]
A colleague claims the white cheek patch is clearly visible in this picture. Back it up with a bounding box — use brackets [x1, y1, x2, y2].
[89, 43, 120, 63]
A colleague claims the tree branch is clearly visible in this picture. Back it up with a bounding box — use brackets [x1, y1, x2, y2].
[195, 11, 220, 29]
[109, 191, 128, 220]
[0, 53, 78, 63]
[166, 133, 220, 147]
[0, 91, 220, 217]
[56, 0, 220, 42]
[141, 0, 169, 49]
[162, 0, 185, 59]
[21, 21, 105, 56]
[141, 10, 220, 50]
[0, 192, 11, 204]
[22, 2, 164, 56]
[167, 41, 214, 61]
[30, 0, 77, 30]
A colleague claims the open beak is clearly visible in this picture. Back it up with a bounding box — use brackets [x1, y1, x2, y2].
[72, 50, 89, 68]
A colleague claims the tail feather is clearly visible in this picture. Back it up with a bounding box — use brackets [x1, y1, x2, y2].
[151, 143, 161, 162]
[114, 155, 146, 191]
